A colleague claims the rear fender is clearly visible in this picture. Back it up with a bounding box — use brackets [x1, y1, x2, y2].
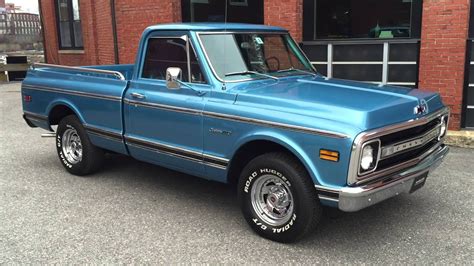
[46, 98, 86, 125]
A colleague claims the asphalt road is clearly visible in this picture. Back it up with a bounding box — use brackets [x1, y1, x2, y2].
[1, 83, 473, 264]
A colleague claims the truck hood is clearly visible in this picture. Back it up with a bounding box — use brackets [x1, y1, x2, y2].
[233, 76, 445, 131]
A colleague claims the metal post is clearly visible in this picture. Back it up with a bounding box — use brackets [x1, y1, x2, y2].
[327, 43, 333, 78]
[382, 42, 390, 85]
[186, 36, 192, 82]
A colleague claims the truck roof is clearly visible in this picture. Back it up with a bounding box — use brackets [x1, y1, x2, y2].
[144, 23, 287, 32]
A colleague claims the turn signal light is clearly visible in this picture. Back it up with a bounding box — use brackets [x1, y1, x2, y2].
[320, 149, 339, 162]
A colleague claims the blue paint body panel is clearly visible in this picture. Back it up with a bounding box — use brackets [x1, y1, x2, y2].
[21, 23, 446, 207]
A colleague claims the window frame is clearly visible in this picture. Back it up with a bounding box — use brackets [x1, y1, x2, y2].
[140, 36, 208, 85]
[303, 0, 423, 42]
[55, 0, 83, 50]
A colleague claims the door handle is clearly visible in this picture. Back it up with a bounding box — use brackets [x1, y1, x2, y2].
[131, 92, 146, 99]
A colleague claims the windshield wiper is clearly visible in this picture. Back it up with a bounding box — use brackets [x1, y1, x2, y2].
[275, 67, 317, 77]
[224, 70, 279, 80]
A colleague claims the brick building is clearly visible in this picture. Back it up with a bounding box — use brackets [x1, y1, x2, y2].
[0, 0, 5, 13]
[38, 0, 474, 130]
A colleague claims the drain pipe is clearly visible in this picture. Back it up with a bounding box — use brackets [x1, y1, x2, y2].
[37, 0, 48, 63]
[110, 0, 119, 64]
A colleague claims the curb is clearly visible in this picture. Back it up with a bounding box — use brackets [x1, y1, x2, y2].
[445, 130, 474, 149]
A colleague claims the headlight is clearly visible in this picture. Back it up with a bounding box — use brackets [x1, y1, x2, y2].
[358, 139, 380, 175]
[438, 115, 448, 140]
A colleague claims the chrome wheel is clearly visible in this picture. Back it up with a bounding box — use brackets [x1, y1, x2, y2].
[251, 174, 294, 226]
[61, 128, 83, 164]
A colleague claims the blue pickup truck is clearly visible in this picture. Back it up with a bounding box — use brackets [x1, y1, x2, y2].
[22, 23, 449, 242]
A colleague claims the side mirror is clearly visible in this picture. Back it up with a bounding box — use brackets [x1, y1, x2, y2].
[166, 67, 182, 90]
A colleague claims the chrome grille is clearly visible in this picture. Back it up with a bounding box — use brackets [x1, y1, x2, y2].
[347, 107, 449, 186]
[380, 124, 441, 159]
[375, 116, 442, 172]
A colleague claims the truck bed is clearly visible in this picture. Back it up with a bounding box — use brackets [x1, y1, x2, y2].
[21, 63, 132, 154]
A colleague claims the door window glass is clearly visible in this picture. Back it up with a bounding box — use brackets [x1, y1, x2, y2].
[142, 37, 205, 83]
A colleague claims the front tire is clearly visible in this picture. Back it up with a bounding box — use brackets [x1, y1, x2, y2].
[56, 115, 104, 175]
[238, 152, 322, 243]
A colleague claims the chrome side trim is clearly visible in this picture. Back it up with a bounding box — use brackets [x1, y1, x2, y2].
[83, 124, 123, 142]
[124, 136, 229, 170]
[124, 98, 201, 115]
[347, 107, 449, 185]
[124, 99, 349, 139]
[22, 84, 122, 102]
[202, 111, 349, 139]
[32, 63, 125, 80]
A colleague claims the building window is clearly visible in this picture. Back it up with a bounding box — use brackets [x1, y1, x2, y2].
[142, 38, 205, 84]
[181, 0, 263, 24]
[303, 0, 422, 41]
[56, 0, 83, 49]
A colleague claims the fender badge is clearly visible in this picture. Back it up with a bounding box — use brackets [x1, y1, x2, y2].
[209, 128, 232, 136]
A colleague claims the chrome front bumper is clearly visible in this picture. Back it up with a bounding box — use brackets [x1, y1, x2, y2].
[318, 144, 449, 212]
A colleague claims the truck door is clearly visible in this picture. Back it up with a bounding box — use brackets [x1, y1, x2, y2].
[124, 31, 210, 176]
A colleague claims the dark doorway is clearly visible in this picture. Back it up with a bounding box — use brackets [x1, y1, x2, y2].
[182, 0, 263, 24]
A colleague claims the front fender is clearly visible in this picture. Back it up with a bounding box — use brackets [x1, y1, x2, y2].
[230, 130, 323, 186]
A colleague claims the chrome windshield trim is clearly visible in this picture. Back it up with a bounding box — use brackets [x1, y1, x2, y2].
[195, 31, 315, 84]
[286, 34, 318, 73]
[347, 107, 449, 185]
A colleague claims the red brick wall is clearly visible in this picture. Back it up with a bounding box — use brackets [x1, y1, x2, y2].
[92, 1, 115, 65]
[0, 0, 5, 8]
[264, 0, 303, 42]
[41, 0, 182, 65]
[114, 0, 182, 64]
[41, 0, 302, 65]
[418, 0, 470, 130]
[40, 0, 101, 66]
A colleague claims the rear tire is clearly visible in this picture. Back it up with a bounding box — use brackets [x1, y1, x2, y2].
[238, 152, 322, 243]
[56, 115, 104, 175]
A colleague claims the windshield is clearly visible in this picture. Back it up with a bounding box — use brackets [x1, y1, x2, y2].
[199, 33, 316, 81]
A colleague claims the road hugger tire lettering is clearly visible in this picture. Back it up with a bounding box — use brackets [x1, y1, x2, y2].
[56, 115, 104, 176]
[238, 152, 322, 243]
